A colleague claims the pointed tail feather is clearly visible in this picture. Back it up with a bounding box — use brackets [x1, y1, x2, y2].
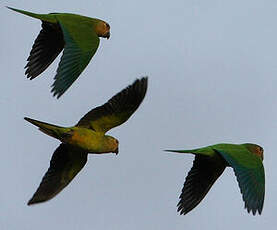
[164, 149, 194, 154]
[24, 117, 67, 140]
[6, 7, 57, 23]
[165, 147, 214, 157]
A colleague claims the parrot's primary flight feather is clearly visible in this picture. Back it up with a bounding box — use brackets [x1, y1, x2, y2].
[7, 7, 110, 98]
[177, 155, 225, 215]
[25, 77, 148, 205]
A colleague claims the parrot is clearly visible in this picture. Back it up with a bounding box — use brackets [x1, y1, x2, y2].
[7, 7, 110, 98]
[165, 143, 265, 215]
[24, 77, 148, 205]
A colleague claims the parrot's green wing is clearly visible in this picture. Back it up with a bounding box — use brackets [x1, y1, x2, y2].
[28, 144, 88, 205]
[214, 148, 265, 215]
[51, 17, 100, 98]
[177, 155, 225, 215]
[76, 77, 148, 133]
[25, 21, 65, 79]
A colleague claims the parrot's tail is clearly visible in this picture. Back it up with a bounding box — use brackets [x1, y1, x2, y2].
[165, 147, 214, 157]
[7, 7, 56, 23]
[24, 117, 69, 140]
[164, 149, 193, 154]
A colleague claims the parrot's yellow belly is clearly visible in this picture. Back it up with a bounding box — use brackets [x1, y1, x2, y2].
[65, 128, 112, 153]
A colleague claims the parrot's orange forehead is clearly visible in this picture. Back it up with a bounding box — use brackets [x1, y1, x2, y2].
[255, 145, 264, 160]
[250, 145, 264, 160]
[244, 143, 264, 160]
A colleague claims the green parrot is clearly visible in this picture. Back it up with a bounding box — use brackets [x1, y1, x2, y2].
[24, 77, 148, 205]
[165, 143, 265, 215]
[7, 7, 110, 98]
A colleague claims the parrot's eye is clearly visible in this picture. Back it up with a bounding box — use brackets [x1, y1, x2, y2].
[259, 146, 264, 153]
[106, 23, 110, 29]
[115, 139, 119, 144]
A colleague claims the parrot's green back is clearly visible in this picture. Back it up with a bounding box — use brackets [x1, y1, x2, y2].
[55, 14, 100, 50]
[50, 16, 100, 97]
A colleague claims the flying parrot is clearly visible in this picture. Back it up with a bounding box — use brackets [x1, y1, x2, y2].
[7, 7, 110, 98]
[24, 77, 148, 205]
[165, 143, 265, 215]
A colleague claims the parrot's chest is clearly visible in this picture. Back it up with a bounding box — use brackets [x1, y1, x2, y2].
[66, 128, 106, 152]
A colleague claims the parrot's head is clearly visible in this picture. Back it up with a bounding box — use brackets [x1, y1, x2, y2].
[95, 20, 110, 39]
[243, 143, 264, 160]
[105, 135, 119, 155]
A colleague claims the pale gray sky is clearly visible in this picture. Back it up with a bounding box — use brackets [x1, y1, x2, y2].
[1, 0, 276, 229]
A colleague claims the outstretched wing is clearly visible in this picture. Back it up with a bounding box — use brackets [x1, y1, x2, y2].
[77, 77, 148, 133]
[28, 144, 88, 205]
[25, 21, 64, 79]
[51, 17, 100, 98]
[215, 149, 265, 215]
[177, 155, 225, 215]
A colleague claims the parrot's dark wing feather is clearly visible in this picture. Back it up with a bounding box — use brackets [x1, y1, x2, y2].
[177, 155, 225, 215]
[215, 149, 265, 215]
[28, 144, 87, 205]
[76, 77, 148, 133]
[25, 21, 64, 79]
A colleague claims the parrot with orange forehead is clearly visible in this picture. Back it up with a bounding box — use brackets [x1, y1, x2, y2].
[7, 7, 110, 98]
[24, 77, 148, 205]
[165, 143, 265, 215]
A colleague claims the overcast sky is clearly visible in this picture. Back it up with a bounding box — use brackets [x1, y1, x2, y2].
[1, 0, 277, 229]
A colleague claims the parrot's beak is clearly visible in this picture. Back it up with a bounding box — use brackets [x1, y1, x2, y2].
[105, 32, 110, 39]
[114, 147, 119, 155]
